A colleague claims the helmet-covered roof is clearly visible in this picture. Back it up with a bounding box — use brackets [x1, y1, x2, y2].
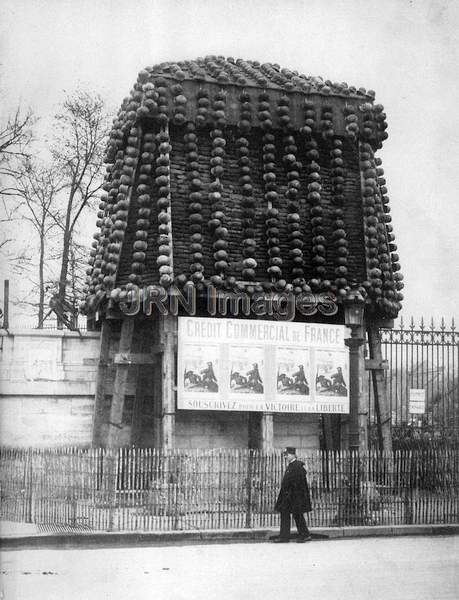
[82, 56, 403, 320]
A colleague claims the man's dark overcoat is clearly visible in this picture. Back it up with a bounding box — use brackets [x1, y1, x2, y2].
[275, 459, 312, 514]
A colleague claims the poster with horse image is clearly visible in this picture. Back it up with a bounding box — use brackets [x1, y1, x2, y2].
[178, 317, 349, 412]
[276, 347, 311, 397]
[229, 345, 264, 395]
[315, 350, 348, 397]
[183, 344, 219, 393]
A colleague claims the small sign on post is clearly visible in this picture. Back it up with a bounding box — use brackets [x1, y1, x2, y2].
[409, 389, 426, 414]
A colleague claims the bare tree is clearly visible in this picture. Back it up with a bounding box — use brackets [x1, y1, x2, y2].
[0, 107, 34, 184]
[0, 107, 35, 250]
[13, 160, 65, 327]
[51, 91, 110, 328]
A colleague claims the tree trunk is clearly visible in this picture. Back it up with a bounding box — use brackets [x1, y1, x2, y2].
[57, 192, 74, 329]
[37, 217, 45, 329]
[69, 246, 77, 329]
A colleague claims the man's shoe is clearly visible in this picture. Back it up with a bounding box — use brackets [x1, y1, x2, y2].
[296, 536, 312, 543]
[271, 537, 290, 543]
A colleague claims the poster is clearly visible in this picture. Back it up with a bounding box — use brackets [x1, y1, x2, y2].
[276, 347, 310, 398]
[229, 345, 264, 395]
[177, 317, 349, 413]
[182, 343, 219, 394]
[315, 350, 349, 398]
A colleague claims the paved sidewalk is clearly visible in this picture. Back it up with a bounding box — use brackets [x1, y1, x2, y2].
[1, 521, 40, 537]
[1, 535, 458, 600]
[1, 519, 459, 549]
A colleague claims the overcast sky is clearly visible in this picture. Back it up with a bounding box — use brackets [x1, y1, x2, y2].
[1, 0, 458, 324]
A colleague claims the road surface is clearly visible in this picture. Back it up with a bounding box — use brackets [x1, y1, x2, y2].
[1, 535, 458, 600]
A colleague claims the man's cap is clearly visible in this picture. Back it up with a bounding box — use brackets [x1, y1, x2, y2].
[283, 446, 296, 455]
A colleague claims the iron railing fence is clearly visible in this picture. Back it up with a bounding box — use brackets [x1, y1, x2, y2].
[368, 318, 458, 438]
[5, 316, 88, 331]
[1, 447, 457, 532]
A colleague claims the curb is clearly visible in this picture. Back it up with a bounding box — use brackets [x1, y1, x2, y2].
[1, 524, 459, 550]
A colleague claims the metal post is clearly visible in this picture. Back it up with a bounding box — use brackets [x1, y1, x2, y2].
[345, 332, 365, 451]
[3, 279, 9, 329]
[367, 326, 392, 452]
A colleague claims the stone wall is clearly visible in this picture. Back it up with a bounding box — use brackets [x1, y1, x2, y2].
[174, 411, 319, 450]
[0, 330, 100, 447]
[0, 329, 320, 450]
[273, 413, 320, 451]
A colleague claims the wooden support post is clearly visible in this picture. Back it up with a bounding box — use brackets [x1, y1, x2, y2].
[92, 319, 113, 447]
[248, 413, 259, 449]
[130, 336, 143, 448]
[158, 314, 177, 450]
[340, 415, 349, 450]
[131, 366, 144, 446]
[260, 413, 274, 451]
[322, 415, 334, 450]
[152, 361, 162, 447]
[248, 412, 273, 450]
[367, 326, 393, 453]
[107, 317, 135, 447]
[130, 323, 156, 446]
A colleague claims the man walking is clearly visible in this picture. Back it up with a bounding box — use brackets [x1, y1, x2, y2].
[273, 447, 312, 543]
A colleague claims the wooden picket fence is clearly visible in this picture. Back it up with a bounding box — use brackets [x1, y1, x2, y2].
[1, 447, 458, 532]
